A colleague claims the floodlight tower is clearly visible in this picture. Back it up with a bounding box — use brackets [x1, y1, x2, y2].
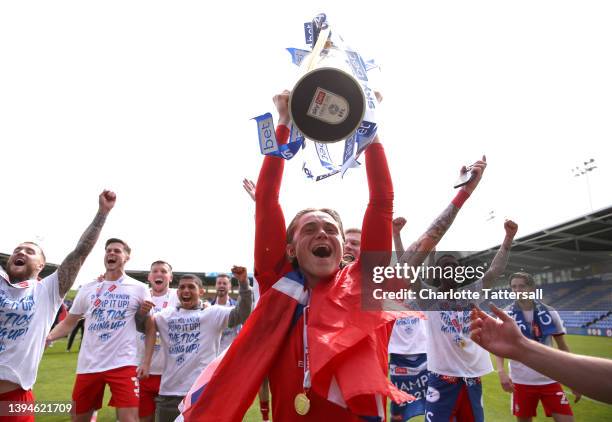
[571, 158, 597, 211]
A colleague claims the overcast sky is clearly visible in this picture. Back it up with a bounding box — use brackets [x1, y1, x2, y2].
[1, 1, 610, 287]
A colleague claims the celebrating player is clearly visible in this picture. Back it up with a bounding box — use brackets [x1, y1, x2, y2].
[48, 238, 151, 422]
[0, 190, 116, 422]
[136, 261, 179, 422]
[139, 269, 251, 422]
[471, 304, 612, 404]
[181, 90, 408, 421]
[210, 273, 241, 351]
[388, 217, 429, 421]
[497, 272, 580, 421]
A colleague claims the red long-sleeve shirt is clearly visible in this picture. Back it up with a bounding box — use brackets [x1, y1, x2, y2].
[254, 126, 394, 421]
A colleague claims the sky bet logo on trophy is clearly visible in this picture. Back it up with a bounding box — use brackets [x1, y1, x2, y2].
[254, 13, 381, 181]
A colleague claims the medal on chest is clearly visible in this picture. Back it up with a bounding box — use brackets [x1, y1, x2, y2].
[294, 392, 311, 415]
[296, 304, 312, 415]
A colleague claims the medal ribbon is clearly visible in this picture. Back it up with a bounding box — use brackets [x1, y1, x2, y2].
[303, 305, 311, 393]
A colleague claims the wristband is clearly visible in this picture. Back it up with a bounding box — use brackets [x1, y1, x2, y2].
[451, 189, 470, 209]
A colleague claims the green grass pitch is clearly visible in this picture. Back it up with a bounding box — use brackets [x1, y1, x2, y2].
[33, 335, 611, 421]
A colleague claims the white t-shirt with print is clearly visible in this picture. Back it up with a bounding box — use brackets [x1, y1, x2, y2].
[137, 289, 180, 375]
[389, 315, 427, 355]
[70, 275, 150, 374]
[423, 279, 494, 377]
[507, 304, 566, 385]
[0, 270, 62, 390]
[155, 304, 232, 396]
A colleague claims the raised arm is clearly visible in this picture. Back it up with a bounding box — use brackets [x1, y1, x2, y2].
[471, 304, 612, 404]
[254, 91, 291, 294]
[481, 220, 517, 289]
[360, 136, 394, 255]
[399, 157, 486, 268]
[57, 191, 115, 297]
[227, 266, 253, 328]
[243, 178, 256, 203]
[392, 217, 407, 256]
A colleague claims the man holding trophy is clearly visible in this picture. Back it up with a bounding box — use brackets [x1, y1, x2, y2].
[180, 15, 420, 421]
[183, 83, 403, 418]
[181, 21, 410, 412]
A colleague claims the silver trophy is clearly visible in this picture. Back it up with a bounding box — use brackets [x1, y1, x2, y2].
[289, 14, 371, 144]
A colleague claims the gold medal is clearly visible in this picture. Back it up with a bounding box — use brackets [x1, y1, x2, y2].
[294, 393, 311, 415]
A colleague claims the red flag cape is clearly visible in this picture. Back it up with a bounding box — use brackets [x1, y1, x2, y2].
[182, 266, 419, 421]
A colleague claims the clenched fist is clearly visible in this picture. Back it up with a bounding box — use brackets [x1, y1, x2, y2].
[392, 217, 407, 234]
[504, 219, 518, 239]
[231, 265, 249, 285]
[99, 190, 116, 214]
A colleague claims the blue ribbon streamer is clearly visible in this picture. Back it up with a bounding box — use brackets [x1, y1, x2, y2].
[253, 113, 304, 160]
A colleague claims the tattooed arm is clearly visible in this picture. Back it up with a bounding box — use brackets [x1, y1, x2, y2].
[398, 157, 487, 275]
[481, 219, 517, 289]
[57, 190, 116, 297]
[399, 203, 461, 269]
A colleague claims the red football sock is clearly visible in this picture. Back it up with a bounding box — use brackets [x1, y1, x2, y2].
[259, 400, 269, 420]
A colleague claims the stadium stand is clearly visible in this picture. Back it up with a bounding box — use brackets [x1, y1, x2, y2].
[483, 280, 610, 328]
[590, 314, 612, 329]
[464, 206, 612, 332]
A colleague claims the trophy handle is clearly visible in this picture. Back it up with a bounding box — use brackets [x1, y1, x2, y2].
[305, 27, 331, 72]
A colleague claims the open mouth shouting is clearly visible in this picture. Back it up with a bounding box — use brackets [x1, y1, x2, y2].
[179, 292, 198, 307]
[13, 256, 27, 267]
[311, 244, 333, 258]
[342, 253, 356, 263]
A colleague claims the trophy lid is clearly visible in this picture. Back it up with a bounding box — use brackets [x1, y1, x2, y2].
[290, 67, 365, 144]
